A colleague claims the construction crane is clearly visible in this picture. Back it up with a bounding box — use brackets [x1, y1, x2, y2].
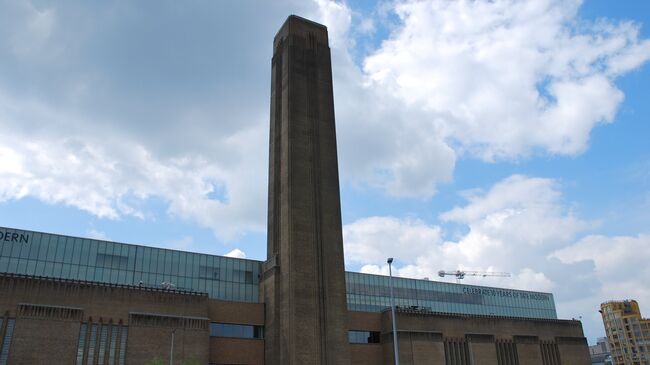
[438, 270, 511, 283]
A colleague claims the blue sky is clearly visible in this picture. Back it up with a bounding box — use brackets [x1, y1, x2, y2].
[1, 0, 649, 343]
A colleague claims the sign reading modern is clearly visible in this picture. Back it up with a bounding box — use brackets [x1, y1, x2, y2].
[0, 230, 29, 244]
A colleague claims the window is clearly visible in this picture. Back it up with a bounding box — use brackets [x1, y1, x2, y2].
[231, 269, 254, 284]
[96, 253, 129, 270]
[209, 323, 263, 339]
[199, 266, 221, 279]
[446, 338, 472, 365]
[118, 326, 128, 365]
[496, 339, 519, 365]
[348, 330, 380, 344]
[0, 319, 15, 365]
[97, 325, 108, 365]
[87, 324, 98, 365]
[108, 326, 118, 365]
[76, 324, 87, 365]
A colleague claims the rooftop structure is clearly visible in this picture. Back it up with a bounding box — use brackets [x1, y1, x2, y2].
[0, 226, 557, 319]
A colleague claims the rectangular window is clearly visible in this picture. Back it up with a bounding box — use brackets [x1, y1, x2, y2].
[108, 325, 118, 365]
[76, 323, 87, 365]
[87, 324, 98, 365]
[97, 325, 108, 365]
[118, 326, 128, 365]
[496, 340, 519, 365]
[348, 330, 380, 344]
[96, 253, 129, 270]
[209, 323, 263, 339]
[199, 266, 221, 280]
[0, 319, 15, 365]
[445, 338, 472, 365]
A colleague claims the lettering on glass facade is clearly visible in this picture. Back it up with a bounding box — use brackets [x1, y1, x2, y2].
[462, 287, 550, 301]
[0, 231, 29, 244]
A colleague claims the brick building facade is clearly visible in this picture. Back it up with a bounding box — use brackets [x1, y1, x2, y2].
[0, 15, 590, 365]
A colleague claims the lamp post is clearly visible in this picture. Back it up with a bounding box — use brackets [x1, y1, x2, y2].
[387, 257, 400, 365]
[170, 328, 175, 365]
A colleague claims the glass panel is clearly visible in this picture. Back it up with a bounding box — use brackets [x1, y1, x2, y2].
[108, 325, 118, 365]
[38, 235, 52, 261]
[71, 238, 82, 265]
[96, 253, 129, 270]
[209, 323, 263, 339]
[97, 325, 108, 365]
[118, 327, 128, 365]
[171, 250, 180, 276]
[81, 240, 92, 267]
[87, 324, 98, 365]
[0, 319, 15, 365]
[76, 323, 87, 365]
[348, 330, 380, 344]
[54, 236, 66, 262]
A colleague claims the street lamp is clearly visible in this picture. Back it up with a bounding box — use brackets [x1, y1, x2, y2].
[170, 328, 176, 365]
[387, 257, 400, 365]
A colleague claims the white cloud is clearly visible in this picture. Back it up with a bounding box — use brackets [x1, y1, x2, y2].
[312, 0, 456, 197]
[441, 175, 589, 246]
[363, 0, 650, 160]
[0, 90, 268, 240]
[343, 173, 649, 340]
[550, 234, 650, 337]
[552, 234, 650, 301]
[0, 0, 649, 242]
[0, 1, 308, 240]
[315, 0, 352, 48]
[358, 17, 375, 35]
[224, 248, 247, 259]
[316, 0, 649, 198]
[343, 216, 442, 264]
[344, 174, 587, 290]
[86, 229, 107, 240]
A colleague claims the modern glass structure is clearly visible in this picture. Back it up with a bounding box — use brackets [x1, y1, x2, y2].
[0, 226, 557, 319]
[346, 271, 556, 319]
[0, 226, 261, 302]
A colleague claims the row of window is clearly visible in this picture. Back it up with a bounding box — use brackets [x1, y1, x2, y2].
[0, 229, 261, 284]
[346, 272, 554, 308]
[345, 272, 556, 319]
[0, 259, 260, 303]
[76, 323, 128, 365]
[348, 337, 560, 365]
[0, 253, 258, 285]
[1, 227, 557, 319]
[347, 294, 557, 319]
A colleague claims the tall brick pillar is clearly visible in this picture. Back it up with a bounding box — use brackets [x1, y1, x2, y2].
[262, 15, 351, 365]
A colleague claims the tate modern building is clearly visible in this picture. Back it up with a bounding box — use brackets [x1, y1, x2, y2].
[0, 16, 590, 365]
